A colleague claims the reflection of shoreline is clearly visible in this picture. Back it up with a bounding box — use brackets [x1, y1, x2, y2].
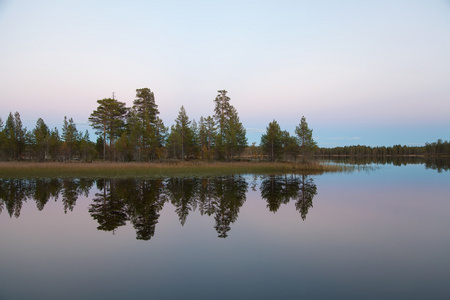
[318, 156, 450, 172]
[0, 175, 317, 240]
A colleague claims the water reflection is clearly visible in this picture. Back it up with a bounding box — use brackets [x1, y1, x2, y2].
[0, 178, 95, 217]
[0, 175, 317, 240]
[260, 174, 317, 220]
[321, 156, 450, 172]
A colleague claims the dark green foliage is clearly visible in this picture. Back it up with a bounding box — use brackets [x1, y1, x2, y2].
[212, 90, 247, 160]
[425, 139, 450, 156]
[198, 116, 216, 161]
[282, 131, 300, 161]
[133, 88, 159, 124]
[260, 120, 284, 161]
[3, 113, 16, 160]
[260, 120, 301, 162]
[295, 116, 317, 159]
[175, 106, 193, 160]
[3, 112, 28, 160]
[89, 98, 128, 160]
[0, 117, 7, 160]
[225, 107, 247, 159]
[190, 119, 200, 159]
[166, 125, 182, 159]
[48, 128, 61, 160]
[62, 116, 79, 160]
[131, 88, 165, 161]
[32, 118, 50, 161]
[79, 130, 96, 162]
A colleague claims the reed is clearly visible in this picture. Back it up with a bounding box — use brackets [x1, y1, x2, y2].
[0, 161, 351, 178]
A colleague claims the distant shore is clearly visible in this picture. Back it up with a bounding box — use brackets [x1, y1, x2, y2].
[0, 161, 350, 178]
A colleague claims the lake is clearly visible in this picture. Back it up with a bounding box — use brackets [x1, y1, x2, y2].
[1, 162, 449, 299]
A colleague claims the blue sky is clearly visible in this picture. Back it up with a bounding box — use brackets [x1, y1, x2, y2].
[0, 0, 449, 147]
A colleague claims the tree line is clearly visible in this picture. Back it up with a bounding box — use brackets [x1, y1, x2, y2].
[0, 87, 447, 161]
[318, 139, 450, 157]
[0, 112, 95, 162]
[0, 88, 315, 162]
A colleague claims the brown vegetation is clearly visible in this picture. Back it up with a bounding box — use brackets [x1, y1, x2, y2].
[0, 161, 350, 178]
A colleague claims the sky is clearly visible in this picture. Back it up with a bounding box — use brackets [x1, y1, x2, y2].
[0, 0, 449, 147]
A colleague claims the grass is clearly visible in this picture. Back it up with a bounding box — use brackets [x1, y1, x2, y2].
[0, 161, 352, 178]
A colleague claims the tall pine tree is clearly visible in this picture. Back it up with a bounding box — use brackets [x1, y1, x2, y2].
[89, 98, 127, 160]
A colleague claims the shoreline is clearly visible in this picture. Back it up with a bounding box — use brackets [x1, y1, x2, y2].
[0, 161, 350, 178]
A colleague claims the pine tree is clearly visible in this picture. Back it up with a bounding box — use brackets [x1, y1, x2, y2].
[62, 116, 79, 160]
[4, 113, 16, 160]
[166, 125, 182, 159]
[260, 120, 283, 161]
[226, 107, 247, 159]
[213, 90, 246, 160]
[175, 106, 192, 160]
[153, 117, 168, 160]
[48, 127, 61, 160]
[0, 117, 6, 160]
[133, 88, 161, 160]
[295, 116, 317, 160]
[13, 112, 27, 160]
[190, 119, 200, 159]
[126, 108, 144, 161]
[89, 98, 127, 160]
[281, 131, 300, 162]
[214, 90, 231, 159]
[204, 116, 216, 160]
[32, 118, 50, 161]
[133, 88, 159, 124]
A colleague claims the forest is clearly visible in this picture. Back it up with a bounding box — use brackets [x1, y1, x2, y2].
[0, 88, 448, 162]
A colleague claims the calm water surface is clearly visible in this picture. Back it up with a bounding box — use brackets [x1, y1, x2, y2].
[0, 163, 449, 299]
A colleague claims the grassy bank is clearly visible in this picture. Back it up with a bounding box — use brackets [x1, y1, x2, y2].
[0, 161, 351, 178]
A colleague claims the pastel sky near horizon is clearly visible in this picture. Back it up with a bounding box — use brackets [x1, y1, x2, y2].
[1, 0, 449, 147]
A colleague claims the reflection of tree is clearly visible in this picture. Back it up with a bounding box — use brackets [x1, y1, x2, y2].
[164, 175, 248, 238]
[197, 177, 218, 217]
[213, 176, 248, 238]
[260, 174, 317, 220]
[89, 179, 128, 232]
[61, 178, 94, 213]
[0, 178, 94, 217]
[32, 178, 61, 211]
[294, 175, 317, 220]
[425, 158, 450, 173]
[0, 179, 29, 218]
[260, 175, 298, 212]
[61, 179, 79, 213]
[0, 174, 316, 241]
[122, 179, 166, 241]
[165, 177, 198, 226]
